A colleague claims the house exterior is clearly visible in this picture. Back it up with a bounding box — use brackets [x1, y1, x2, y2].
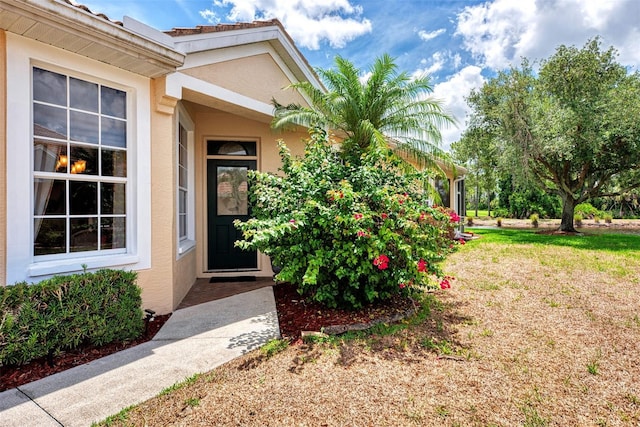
[0, 0, 464, 314]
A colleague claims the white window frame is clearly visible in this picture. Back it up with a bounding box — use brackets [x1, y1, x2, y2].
[176, 103, 195, 256]
[5, 34, 151, 283]
[31, 66, 128, 259]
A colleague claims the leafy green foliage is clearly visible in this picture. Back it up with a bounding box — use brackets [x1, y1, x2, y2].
[461, 38, 640, 232]
[272, 54, 455, 173]
[0, 269, 143, 367]
[235, 129, 458, 309]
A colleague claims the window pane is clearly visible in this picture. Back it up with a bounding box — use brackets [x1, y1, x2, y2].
[70, 77, 98, 112]
[179, 189, 187, 214]
[69, 181, 97, 215]
[70, 111, 99, 144]
[101, 217, 126, 249]
[179, 143, 186, 167]
[34, 140, 67, 173]
[34, 179, 66, 215]
[101, 86, 126, 118]
[102, 149, 126, 177]
[179, 165, 187, 188]
[70, 218, 98, 252]
[34, 104, 67, 139]
[70, 145, 98, 175]
[101, 117, 126, 148]
[34, 218, 66, 255]
[179, 214, 187, 239]
[33, 68, 66, 106]
[101, 183, 126, 215]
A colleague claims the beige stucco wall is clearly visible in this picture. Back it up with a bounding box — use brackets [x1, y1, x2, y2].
[136, 79, 179, 314]
[0, 30, 6, 286]
[182, 53, 307, 108]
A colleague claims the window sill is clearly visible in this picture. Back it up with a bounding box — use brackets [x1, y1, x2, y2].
[28, 254, 140, 278]
[178, 239, 196, 257]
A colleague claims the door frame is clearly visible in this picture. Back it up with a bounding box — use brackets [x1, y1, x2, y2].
[203, 139, 259, 273]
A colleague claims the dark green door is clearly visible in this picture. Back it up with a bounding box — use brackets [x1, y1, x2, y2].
[207, 159, 257, 270]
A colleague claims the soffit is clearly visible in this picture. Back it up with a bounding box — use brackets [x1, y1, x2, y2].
[0, 0, 184, 78]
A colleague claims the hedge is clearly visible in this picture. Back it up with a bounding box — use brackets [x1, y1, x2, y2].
[0, 269, 144, 367]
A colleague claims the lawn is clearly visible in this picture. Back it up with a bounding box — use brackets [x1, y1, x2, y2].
[99, 229, 640, 426]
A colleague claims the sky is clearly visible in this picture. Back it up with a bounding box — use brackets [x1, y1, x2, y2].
[79, 0, 640, 149]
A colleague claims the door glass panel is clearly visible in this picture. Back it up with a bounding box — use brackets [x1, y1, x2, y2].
[217, 166, 248, 216]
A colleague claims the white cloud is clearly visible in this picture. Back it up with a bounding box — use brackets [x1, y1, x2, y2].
[201, 0, 372, 50]
[429, 66, 485, 150]
[455, 0, 640, 70]
[418, 28, 446, 42]
[199, 9, 220, 23]
[412, 51, 446, 79]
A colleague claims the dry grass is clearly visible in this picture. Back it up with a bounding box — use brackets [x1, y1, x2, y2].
[101, 229, 640, 427]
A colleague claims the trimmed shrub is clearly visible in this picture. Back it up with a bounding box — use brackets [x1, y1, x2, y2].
[0, 269, 143, 367]
[530, 213, 539, 228]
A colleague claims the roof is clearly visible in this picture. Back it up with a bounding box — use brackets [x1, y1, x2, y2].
[0, 0, 183, 77]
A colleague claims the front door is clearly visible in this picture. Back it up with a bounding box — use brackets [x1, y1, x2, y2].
[207, 159, 257, 270]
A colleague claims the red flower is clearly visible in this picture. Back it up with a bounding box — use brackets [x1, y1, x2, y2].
[448, 211, 461, 223]
[339, 191, 344, 199]
[417, 259, 428, 272]
[373, 254, 389, 270]
[353, 213, 363, 220]
[399, 282, 406, 289]
[357, 230, 368, 238]
[381, 213, 388, 219]
[458, 238, 466, 245]
[439, 275, 454, 289]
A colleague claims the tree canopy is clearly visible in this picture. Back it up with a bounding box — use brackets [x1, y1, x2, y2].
[272, 54, 455, 172]
[460, 38, 640, 231]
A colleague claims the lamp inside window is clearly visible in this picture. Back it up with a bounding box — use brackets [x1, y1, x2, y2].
[56, 155, 86, 174]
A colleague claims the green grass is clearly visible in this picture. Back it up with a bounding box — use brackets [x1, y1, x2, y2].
[467, 227, 640, 254]
[466, 209, 490, 218]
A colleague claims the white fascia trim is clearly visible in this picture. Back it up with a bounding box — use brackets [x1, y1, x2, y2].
[166, 72, 274, 117]
[2, 0, 183, 70]
[172, 27, 281, 54]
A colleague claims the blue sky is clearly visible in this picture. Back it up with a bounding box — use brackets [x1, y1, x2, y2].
[80, 0, 639, 149]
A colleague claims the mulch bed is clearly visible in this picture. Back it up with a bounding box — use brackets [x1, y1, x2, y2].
[273, 282, 417, 342]
[0, 284, 416, 391]
[0, 314, 171, 392]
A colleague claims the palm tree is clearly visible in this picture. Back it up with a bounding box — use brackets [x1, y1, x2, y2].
[272, 54, 455, 171]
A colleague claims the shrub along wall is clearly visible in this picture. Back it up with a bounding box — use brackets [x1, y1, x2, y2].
[0, 269, 144, 367]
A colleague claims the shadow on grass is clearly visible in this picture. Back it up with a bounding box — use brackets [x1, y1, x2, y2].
[468, 227, 640, 253]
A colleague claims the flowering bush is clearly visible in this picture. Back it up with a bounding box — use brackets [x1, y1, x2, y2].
[235, 128, 457, 309]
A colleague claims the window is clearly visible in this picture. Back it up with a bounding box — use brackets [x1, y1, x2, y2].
[32, 67, 127, 257]
[177, 123, 188, 240]
[176, 106, 195, 255]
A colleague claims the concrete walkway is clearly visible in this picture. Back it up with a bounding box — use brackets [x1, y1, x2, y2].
[0, 286, 279, 427]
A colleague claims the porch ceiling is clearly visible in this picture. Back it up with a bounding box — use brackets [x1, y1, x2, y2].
[0, 0, 184, 78]
[182, 88, 272, 124]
